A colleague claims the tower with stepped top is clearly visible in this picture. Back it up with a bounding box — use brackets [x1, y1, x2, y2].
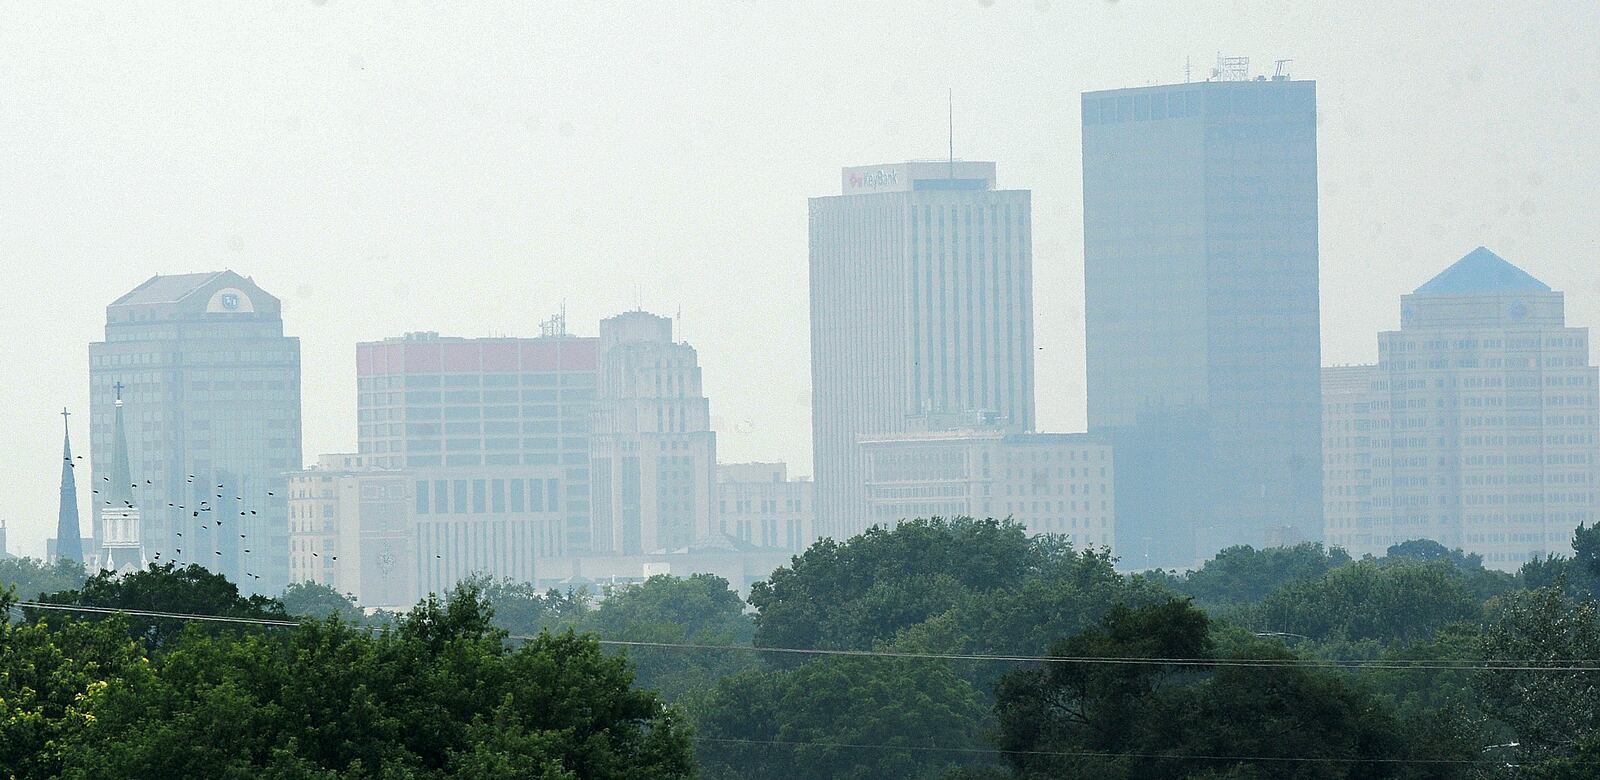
[1322, 247, 1600, 570]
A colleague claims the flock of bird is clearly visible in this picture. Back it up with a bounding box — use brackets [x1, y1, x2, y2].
[72, 452, 338, 582]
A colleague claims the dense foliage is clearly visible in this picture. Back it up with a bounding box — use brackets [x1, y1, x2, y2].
[2, 577, 693, 779]
[10, 517, 1600, 778]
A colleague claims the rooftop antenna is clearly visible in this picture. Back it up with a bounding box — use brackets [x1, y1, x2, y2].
[947, 88, 954, 179]
[1185, 56, 1191, 84]
[1273, 59, 1292, 80]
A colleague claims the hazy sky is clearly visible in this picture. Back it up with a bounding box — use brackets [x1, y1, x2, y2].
[3, 1, 1597, 556]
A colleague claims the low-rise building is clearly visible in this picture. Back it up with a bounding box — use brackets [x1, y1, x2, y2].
[716, 462, 814, 552]
[859, 417, 1114, 551]
[287, 454, 413, 609]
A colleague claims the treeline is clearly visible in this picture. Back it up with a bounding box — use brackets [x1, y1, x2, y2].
[6, 520, 1600, 778]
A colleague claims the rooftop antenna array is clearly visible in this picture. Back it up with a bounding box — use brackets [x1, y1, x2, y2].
[539, 304, 567, 338]
[1211, 53, 1249, 81]
[1273, 59, 1293, 80]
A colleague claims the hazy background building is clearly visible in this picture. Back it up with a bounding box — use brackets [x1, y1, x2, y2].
[89, 271, 301, 591]
[716, 462, 814, 552]
[287, 453, 413, 609]
[810, 160, 1034, 540]
[1323, 247, 1599, 570]
[591, 311, 718, 554]
[859, 413, 1113, 549]
[356, 329, 598, 595]
[1081, 71, 1321, 569]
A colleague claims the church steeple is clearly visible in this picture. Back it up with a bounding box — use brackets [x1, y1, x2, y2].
[100, 381, 146, 573]
[108, 382, 134, 509]
[55, 408, 84, 563]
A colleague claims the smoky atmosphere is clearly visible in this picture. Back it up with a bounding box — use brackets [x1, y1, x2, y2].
[3, 2, 1600, 778]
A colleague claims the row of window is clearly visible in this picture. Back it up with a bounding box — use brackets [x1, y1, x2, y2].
[415, 478, 563, 516]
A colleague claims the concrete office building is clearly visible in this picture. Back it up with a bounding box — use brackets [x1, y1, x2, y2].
[590, 312, 718, 554]
[810, 160, 1034, 541]
[716, 462, 814, 552]
[858, 414, 1114, 549]
[90, 272, 301, 591]
[1082, 68, 1322, 569]
[1323, 247, 1599, 570]
[287, 453, 413, 608]
[356, 330, 598, 594]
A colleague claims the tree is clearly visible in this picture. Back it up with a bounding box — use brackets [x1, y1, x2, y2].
[1247, 559, 1485, 645]
[470, 574, 590, 637]
[0, 556, 89, 603]
[55, 583, 695, 778]
[1478, 585, 1600, 767]
[693, 656, 988, 780]
[279, 580, 363, 622]
[1158, 543, 1351, 609]
[750, 517, 1080, 652]
[33, 562, 287, 649]
[0, 590, 151, 779]
[991, 600, 1473, 780]
[586, 573, 755, 700]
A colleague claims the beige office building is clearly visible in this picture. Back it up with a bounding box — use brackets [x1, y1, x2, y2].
[590, 312, 719, 555]
[287, 454, 414, 608]
[716, 462, 814, 552]
[1323, 247, 1599, 569]
[858, 416, 1113, 550]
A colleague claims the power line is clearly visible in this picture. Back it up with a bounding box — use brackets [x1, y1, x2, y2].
[14, 601, 1600, 672]
[692, 736, 1530, 766]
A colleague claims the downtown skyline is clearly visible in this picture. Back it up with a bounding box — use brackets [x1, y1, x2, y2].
[5, 3, 1599, 555]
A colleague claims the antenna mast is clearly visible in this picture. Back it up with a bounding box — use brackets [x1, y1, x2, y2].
[947, 88, 954, 179]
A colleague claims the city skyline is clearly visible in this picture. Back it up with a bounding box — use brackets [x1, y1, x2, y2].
[6, 3, 1600, 555]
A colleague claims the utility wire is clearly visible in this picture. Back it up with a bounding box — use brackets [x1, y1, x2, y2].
[692, 736, 1535, 766]
[14, 600, 1600, 673]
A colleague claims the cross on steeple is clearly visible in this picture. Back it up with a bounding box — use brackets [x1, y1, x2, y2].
[113, 381, 125, 401]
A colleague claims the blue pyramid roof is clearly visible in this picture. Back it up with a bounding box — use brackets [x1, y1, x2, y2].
[1414, 247, 1550, 295]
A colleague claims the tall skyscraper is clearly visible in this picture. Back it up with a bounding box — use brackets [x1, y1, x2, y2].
[810, 161, 1034, 540]
[590, 311, 718, 554]
[1082, 71, 1322, 568]
[55, 409, 84, 564]
[90, 271, 302, 590]
[1323, 247, 1599, 570]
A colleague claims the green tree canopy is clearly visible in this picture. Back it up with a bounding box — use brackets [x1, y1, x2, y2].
[33, 562, 286, 649]
[27, 583, 694, 779]
[692, 656, 987, 780]
[0, 556, 89, 604]
[1156, 543, 1352, 608]
[279, 580, 363, 622]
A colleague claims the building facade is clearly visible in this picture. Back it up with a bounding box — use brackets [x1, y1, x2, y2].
[716, 462, 814, 552]
[810, 160, 1034, 541]
[356, 331, 598, 595]
[1323, 247, 1600, 570]
[590, 312, 718, 554]
[287, 454, 414, 608]
[1082, 73, 1322, 569]
[859, 420, 1113, 550]
[90, 271, 301, 591]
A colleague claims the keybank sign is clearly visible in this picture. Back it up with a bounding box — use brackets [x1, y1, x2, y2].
[847, 168, 900, 192]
